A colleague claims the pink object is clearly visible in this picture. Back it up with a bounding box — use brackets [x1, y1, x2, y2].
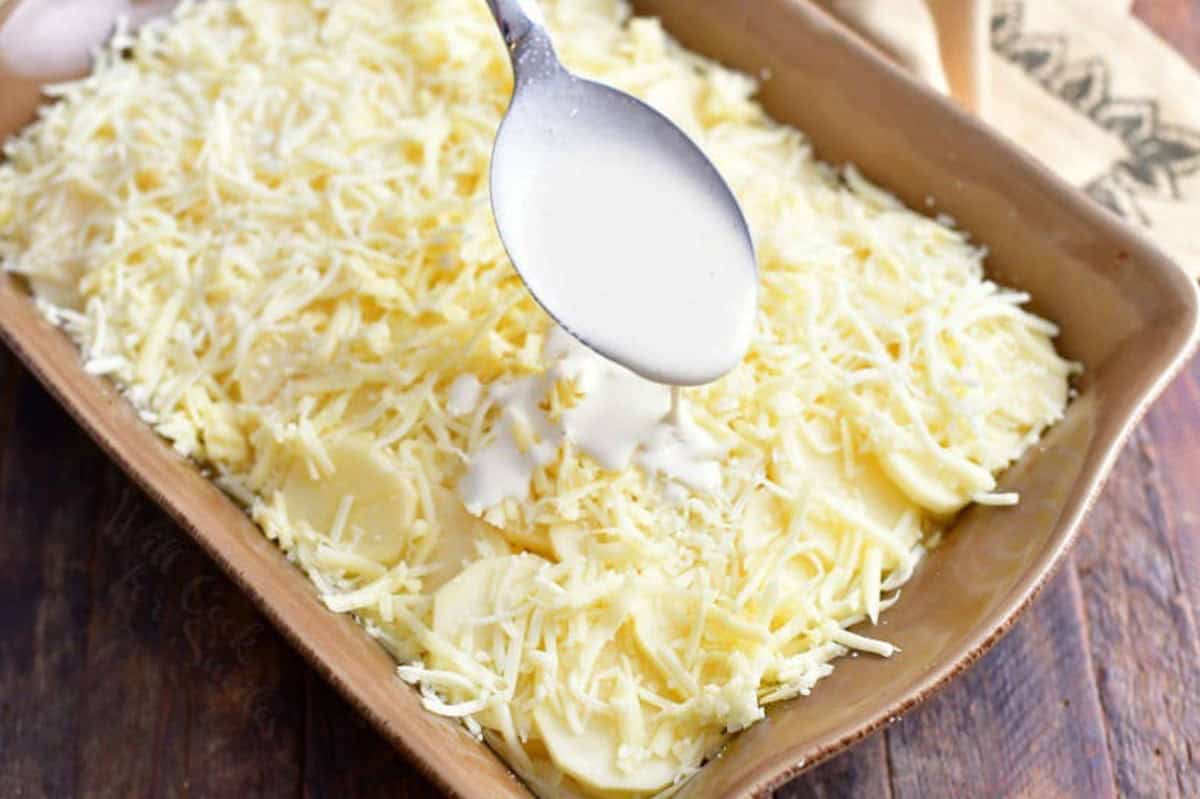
[0, 0, 174, 79]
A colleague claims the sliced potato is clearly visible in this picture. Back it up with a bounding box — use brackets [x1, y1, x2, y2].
[533, 706, 678, 794]
[422, 485, 510, 592]
[280, 435, 415, 563]
[879, 449, 977, 517]
[432, 553, 544, 646]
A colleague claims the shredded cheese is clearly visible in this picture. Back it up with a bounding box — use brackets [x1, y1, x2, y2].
[0, 0, 1077, 795]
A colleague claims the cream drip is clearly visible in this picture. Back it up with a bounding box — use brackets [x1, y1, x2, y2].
[459, 327, 725, 515]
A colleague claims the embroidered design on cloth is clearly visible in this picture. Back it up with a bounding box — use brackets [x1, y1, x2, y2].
[991, 0, 1200, 226]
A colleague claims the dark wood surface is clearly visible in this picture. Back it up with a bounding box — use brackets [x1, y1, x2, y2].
[2, 4, 1198, 798]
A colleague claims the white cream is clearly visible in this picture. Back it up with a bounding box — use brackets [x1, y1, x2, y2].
[549, 330, 723, 494]
[458, 370, 562, 515]
[491, 78, 757, 387]
[446, 373, 482, 417]
[458, 327, 725, 514]
[634, 393, 722, 496]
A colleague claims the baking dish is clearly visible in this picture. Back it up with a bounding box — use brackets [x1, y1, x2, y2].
[0, 0, 1196, 796]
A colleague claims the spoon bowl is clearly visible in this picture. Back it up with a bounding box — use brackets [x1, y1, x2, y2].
[486, 0, 758, 386]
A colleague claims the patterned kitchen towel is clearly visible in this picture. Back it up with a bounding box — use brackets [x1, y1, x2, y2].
[823, 0, 1200, 276]
[991, 0, 1200, 275]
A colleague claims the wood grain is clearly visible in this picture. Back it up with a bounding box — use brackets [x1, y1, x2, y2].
[776, 737, 890, 799]
[1072, 397, 1200, 797]
[77, 475, 308, 799]
[883, 567, 1117, 799]
[303, 671, 437, 798]
[0, 366, 100, 799]
[0, 3, 1198, 798]
[1134, 0, 1200, 65]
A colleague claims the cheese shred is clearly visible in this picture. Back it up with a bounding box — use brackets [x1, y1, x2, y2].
[0, 0, 1076, 795]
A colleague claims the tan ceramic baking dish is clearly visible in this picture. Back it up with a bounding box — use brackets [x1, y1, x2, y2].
[1, 0, 1197, 796]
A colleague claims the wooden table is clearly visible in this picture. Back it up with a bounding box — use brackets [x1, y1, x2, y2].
[2, 4, 1198, 797]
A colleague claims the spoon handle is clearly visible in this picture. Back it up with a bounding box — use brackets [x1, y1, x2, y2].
[485, 0, 543, 47]
[485, 0, 561, 82]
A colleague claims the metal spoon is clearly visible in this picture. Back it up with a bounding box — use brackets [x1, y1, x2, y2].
[484, 0, 758, 387]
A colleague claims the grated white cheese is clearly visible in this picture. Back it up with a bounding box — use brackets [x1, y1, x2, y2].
[0, 0, 1077, 795]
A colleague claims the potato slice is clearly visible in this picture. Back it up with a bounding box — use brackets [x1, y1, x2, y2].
[533, 706, 678, 794]
[879, 449, 989, 517]
[280, 435, 415, 563]
[422, 486, 510, 592]
[432, 554, 544, 646]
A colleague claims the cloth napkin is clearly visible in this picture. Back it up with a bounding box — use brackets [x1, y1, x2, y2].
[821, 0, 1200, 277]
[1, 0, 1198, 274]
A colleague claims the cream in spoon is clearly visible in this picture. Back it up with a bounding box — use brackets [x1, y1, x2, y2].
[486, 0, 758, 387]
